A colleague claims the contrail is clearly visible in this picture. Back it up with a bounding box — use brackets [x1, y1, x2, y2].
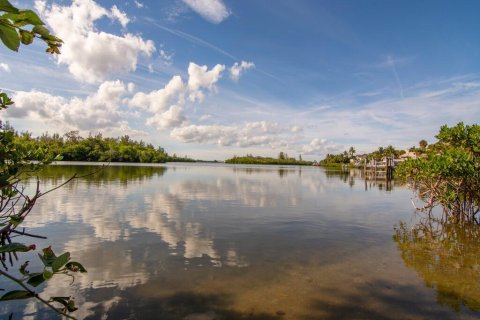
[388, 56, 404, 99]
[145, 18, 283, 83]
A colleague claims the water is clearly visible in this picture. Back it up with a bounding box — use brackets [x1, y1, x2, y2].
[1, 162, 479, 319]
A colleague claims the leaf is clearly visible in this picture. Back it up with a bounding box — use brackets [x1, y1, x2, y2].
[42, 270, 53, 280]
[19, 261, 30, 276]
[17, 10, 44, 25]
[0, 23, 19, 51]
[0, 290, 33, 301]
[31, 25, 49, 37]
[0, 0, 19, 14]
[39, 246, 56, 267]
[51, 296, 78, 312]
[52, 252, 70, 272]
[9, 215, 23, 226]
[27, 273, 46, 287]
[65, 261, 87, 273]
[0, 243, 34, 253]
[19, 29, 33, 45]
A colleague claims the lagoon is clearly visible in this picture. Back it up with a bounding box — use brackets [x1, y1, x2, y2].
[1, 162, 479, 319]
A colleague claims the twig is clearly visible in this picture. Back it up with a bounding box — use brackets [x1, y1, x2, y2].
[0, 269, 77, 320]
[11, 229, 47, 239]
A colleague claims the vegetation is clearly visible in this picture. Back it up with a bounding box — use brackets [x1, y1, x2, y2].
[9, 127, 193, 163]
[225, 153, 313, 165]
[396, 122, 480, 224]
[1, 1, 85, 318]
[319, 145, 405, 167]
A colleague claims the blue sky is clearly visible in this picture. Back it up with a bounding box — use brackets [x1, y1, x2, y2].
[1, 0, 479, 160]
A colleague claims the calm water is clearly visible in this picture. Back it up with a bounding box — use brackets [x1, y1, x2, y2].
[1, 163, 479, 319]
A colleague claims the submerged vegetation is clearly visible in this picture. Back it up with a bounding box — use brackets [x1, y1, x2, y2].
[225, 152, 313, 165]
[8, 127, 194, 163]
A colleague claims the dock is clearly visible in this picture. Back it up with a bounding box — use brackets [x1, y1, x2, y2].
[363, 156, 396, 180]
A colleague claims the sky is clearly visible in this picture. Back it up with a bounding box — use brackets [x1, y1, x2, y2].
[0, 0, 479, 161]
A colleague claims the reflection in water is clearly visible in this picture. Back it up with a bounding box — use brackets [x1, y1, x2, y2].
[39, 162, 167, 185]
[394, 221, 480, 312]
[3, 163, 479, 319]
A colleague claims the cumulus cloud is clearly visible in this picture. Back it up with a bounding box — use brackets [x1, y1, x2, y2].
[230, 61, 255, 81]
[7, 80, 137, 133]
[129, 75, 184, 113]
[110, 5, 130, 27]
[301, 138, 328, 155]
[0, 63, 10, 72]
[171, 121, 283, 147]
[187, 62, 225, 102]
[182, 0, 230, 23]
[146, 105, 186, 129]
[128, 62, 225, 130]
[35, 0, 155, 83]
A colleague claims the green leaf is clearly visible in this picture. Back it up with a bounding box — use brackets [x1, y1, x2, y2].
[42, 270, 53, 280]
[19, 261, 30, 276]
[52, 252, 70, 272]
[39, 246, 56, 267]
[27, 273, 46, 287]
[0, 290, 33, 301]
[51, 296, 78, 312]
[19, 29, 33, 45]
[17, 10, 44, 25]
[32, 25, 49, 37]
[65, 261, 87, 273]
[0, 23, 19, 51]
[0, 0, 19, 14]
[0, 242, 34, 253]
[9, 215, 24, 226]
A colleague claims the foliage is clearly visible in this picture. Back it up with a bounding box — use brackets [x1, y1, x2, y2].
[1, 1, 85, 318]
[225, 153, 313, 166]
[318, 146, 357, 167]
[0, 0, 62, 54]
[396, 122, 480, 224]
[11, 129, 194, 163]
[367, 145, 404, 161]
[319, 145, 405, 167]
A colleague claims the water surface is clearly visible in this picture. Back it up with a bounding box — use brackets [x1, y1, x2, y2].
[1, 163, 479, 319]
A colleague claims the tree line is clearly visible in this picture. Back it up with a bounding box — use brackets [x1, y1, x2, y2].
[4, 123, 193, 163]
[318, 145, 406, 167]
[225, 152, 313, 165]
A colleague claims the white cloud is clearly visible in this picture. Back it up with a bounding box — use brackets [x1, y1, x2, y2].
[129, 75, 184, 113]
[6, 80, 139, 134]
[301, 138, 328, 155]
[36, 0, 155, 83]
[171, 121, 284, 148]
[199, 114, 211, 121]
[187, 62, 225, 102]
[230, 61, 255, 81]
[146, 104, 186, 129]
[128, 62, 225, 130]
[0, 63, 10, 72]
[110, 5, 130, 28]
[182, 0, 230, 23]
[133, 0, 144, 9]
[159, 49, 174, 65]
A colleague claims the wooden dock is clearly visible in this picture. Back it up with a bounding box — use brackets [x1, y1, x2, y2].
[363, 156, 395, 180]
